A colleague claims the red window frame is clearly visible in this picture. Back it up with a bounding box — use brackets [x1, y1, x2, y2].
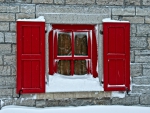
[49, 24, 98, 77]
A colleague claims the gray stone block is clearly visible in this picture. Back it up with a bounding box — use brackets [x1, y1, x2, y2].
[0, 32, 4, 43]
[130, 51, 134, 63]
[124, 96, 139, 105]
[0, 55, 2, 65]
[143, 0, 150, 5]
[145, 16, 150, 23]
[148, 38, 150, 49]
[0, 22, 9, 31]
[5, 76, 16, 87]
[94, 98, 111, 105]
[66, 0, 95, 4]
[143, 64, 150, 76]
[130, 24, 136, 36]
[5, 32, 16, 43]
[140, 94, 150, 105]
[12, 44, 16, 54]
[1, 99, 13, 107]
[0, 76, 15, 88]
[0, 5, 7, 12]
[135, 56, 150, 63]
[36, 5, 111, 15]
[16, 13, 35, 20]
[11, 66, 16, 75]
[96, 0, 123, 5]
[136, 7, 150, 16]
[38, 13, 109, 24]
[135, 50, 150, 55]
[133, 76, 150, 85]
[0, 13, 15, 21]
[130, 64, 142, 76]
[0, 77, 6, 86]
[15, 99, 36, 107]
[125, 0, 140, 5]
[0, 100, 2, 110]
[132, 85, 150, 94]
[6, 0, 31, 3]
[0, 44, 11, 54]
[137, 24, 150, 36]
[32, 0, 53, 3]
[130, 37, 148, 49]
[10, 22, 16, 32]
[21, 4, 35, 13]
[112, 7, 135, 15]
[36, 99, 46, 108]
[4, 55, 16, 66]
[122, 17, 144, 23]
[112, 96, 139, 105]
[7, 5, 20, 13]
[54, 0, 65, 4]
[46, 100, 59, 107]
[0, 89, 12, 96]
[0, 66, 11, 75]
[0, 0, 4, 2]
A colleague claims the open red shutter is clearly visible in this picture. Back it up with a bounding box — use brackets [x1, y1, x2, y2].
[103, 22, 130, 91]
[17, 21, 45, 93]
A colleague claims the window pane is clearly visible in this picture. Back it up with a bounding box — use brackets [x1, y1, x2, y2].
[75, 33, 88, 55]
[58, 33, 71, 56]
[57, 60, 71, 75]
[74, 60, 87, 75]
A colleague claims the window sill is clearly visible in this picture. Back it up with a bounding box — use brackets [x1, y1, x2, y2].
[46, 73, 103, 92]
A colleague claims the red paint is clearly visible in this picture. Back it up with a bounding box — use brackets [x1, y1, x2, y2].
[49, 24, 98, 77]
[103, 22, 130, 91]
[17, 21, 45, 94]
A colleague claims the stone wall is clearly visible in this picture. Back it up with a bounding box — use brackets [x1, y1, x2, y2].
[0, 0, 150, 108]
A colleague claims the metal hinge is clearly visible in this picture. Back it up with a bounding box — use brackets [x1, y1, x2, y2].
[16, 90, 23, 98]
[125, 87, 130, 95]
[101, 81, 104, 84]
[100, 30, 103, 35]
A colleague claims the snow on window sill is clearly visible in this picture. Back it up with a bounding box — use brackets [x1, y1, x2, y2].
[46, 73, 103, 92]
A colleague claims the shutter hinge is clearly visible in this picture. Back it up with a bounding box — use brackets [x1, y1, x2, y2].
[125, 87, 130, 95]
[16, 90, 23, 98]
[100, 30, 103, 35]
[101, 81, 104, 84]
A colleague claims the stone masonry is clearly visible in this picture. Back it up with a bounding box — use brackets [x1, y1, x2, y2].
[0, 0, 150, 108]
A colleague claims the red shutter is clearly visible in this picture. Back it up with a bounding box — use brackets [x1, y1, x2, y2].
[103, 22, 130, 91]
[17, 21, 45, 93]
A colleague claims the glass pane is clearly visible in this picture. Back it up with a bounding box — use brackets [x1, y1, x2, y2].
[58, 33, 71, 56]
[75, 33, 88, 55]
[74, 60, 87, 75]
[57, 60, 71, 75]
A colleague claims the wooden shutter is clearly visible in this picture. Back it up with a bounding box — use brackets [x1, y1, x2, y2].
[103, 22, 130, 91]
[17, 21, 45, 93]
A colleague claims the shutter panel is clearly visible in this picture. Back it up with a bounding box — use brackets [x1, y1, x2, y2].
[17, 21, 45, 93]
[103, 22, 130, 91]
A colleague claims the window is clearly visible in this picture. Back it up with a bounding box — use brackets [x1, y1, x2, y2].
[49, 24, 98, 77]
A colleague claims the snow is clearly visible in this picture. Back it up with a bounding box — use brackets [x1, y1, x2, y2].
[17, 16, 45, 22]
[102, 18, 129, 23]
[0, 99, 4, 107]
[46, 73, 103, 92]
[1, 105, 150, 113]
[111, 91, 125, 98]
